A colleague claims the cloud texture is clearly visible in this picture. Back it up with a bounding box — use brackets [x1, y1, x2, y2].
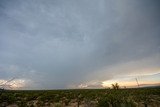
[0, 0, 160, 89]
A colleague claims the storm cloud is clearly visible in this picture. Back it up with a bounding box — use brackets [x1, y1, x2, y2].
[0, 0, 160, 89]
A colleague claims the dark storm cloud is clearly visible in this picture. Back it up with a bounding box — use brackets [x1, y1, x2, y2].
[0, 0, 160, 89]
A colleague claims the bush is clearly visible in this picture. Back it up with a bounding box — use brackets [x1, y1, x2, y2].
[98, 97, 109, 107]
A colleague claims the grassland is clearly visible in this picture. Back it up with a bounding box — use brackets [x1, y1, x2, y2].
[0, 88, 160, 107]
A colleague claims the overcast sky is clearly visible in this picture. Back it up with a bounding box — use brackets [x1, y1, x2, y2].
[0, 0, 160, 89]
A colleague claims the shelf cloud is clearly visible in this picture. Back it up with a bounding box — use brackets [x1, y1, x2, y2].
[0, 0, 160, 89]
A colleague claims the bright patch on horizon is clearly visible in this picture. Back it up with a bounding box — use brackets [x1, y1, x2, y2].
[0, 79, 30, 89]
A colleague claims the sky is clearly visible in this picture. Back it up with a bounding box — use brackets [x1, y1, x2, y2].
[0, 0, 160, 89]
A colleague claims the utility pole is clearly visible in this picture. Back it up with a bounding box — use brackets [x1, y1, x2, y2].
[135, 78, 139, 88]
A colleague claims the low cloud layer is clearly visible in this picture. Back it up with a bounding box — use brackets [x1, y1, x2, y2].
[0, 0, 160, 89]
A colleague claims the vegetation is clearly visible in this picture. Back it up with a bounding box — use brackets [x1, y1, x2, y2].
[111, 83, 120, 90]
[0, 88, 160, 107]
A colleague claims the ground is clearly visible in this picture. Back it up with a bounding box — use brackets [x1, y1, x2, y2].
[0, 88, 160, 107]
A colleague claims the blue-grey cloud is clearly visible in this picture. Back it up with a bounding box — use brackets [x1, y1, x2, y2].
[0, 0, 160, 89]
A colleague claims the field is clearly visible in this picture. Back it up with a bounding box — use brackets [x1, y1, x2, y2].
[0, 88, 160, 107]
